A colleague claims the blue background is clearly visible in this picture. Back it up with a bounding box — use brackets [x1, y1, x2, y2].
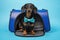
[0, 0, 60, 40]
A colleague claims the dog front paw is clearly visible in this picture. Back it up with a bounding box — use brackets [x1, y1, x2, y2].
[31, 30, 35, 35]
[23, 30, 27, 35]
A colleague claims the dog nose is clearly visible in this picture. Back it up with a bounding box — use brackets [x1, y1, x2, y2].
[28, 10, 30, 12]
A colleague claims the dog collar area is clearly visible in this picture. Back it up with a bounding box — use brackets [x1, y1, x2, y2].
[24, 17, 35, 23]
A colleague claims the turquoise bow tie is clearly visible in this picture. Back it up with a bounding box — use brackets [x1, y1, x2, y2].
[24, 17, 35, 23]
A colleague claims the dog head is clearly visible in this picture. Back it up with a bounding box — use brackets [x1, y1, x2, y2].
[21, 3, 37, 18]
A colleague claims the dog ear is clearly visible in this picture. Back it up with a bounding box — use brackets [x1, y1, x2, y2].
[21, 6, 25, 13]
[33, 6, 37, 14]
[21, 4, 27, 13]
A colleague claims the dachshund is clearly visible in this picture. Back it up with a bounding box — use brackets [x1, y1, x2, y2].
[21, 3, 37, 35]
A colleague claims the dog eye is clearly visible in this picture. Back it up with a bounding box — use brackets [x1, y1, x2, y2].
[30, 7, 33, 9]
[30, 6, 33, 9]
[25, 7, 27, 9]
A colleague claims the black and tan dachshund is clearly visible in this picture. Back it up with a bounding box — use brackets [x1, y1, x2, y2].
[15, 3, 44, 35]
